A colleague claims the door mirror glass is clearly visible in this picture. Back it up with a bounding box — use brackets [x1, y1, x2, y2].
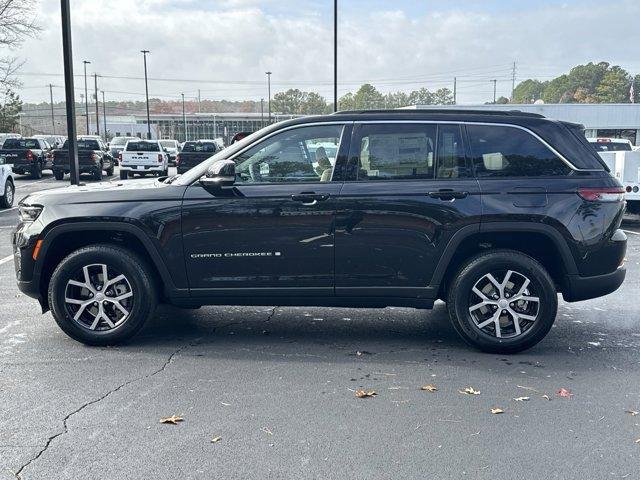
[200, 159, 236, 188]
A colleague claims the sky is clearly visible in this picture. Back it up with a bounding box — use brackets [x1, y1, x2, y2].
[10, 0, 640, 105]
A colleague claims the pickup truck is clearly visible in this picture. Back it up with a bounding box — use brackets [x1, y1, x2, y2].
[52, 137, 115, 181]
[159, 139, 180, 166]
[175, 139, 223, 174]
[119, 139, 169, 179]
[0, 137, 52, 179]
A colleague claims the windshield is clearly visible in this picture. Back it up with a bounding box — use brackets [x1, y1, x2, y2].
[3, 138, 38, 149]
[160, 140, 177, 148]
[174, 129, 267, 185]
[126, 141, 160, 152]
[589, 141, 632, 152]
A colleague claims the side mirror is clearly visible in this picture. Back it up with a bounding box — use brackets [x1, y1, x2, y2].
[0, 156, 6, 165]
[200, 159, 236, 188]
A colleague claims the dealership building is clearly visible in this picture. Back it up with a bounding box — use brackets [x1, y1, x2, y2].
[405, 103, 640, 146]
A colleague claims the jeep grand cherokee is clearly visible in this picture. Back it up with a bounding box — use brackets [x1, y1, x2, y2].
[12, 110, 627, 353]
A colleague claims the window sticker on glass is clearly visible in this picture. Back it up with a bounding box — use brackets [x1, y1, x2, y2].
[368, 134, 433, 172]
[260, 163, 270, 175]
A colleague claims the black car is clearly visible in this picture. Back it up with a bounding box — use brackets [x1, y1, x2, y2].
[0, 137, 53, 178]
[12, 110, 627, 353]
[176, 140, 222, 174]
[52, 138, 115, 181]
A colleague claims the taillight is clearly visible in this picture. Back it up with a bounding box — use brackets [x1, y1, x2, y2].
[118, 152, 122, 161]
[91, 152, 98, 161]
[157, 154, 163, 163]
[578, 187, 625, 202]
[175, 154, 181, 165]
[26, 149, 33, 161]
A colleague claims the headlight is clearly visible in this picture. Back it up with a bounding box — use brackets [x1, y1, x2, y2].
[19, 205, 43, 222]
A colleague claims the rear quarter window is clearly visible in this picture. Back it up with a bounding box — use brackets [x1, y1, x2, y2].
[467, 124, 571, 177]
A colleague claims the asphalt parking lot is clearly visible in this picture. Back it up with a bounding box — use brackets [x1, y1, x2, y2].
[1, 171, 640, 479]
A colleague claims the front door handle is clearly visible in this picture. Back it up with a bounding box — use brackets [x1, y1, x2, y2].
[427, 189, 468, 200]
[291, 192, 330, 205]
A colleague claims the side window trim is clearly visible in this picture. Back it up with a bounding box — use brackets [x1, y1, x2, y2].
[434, 123, 473, 180]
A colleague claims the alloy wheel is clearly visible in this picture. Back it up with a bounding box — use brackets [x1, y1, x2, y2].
[467, 270, 540, 339]
[64, 263, 133, 331]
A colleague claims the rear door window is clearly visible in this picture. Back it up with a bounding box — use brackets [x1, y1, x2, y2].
[182, 142, 217, 153]
[126, 141, 160, 152]
[4, 139, 39, 149]
[467, 124, 571, 177]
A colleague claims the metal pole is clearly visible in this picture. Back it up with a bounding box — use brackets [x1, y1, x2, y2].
[181, 93, 187, 142]
[62, 0, 80, 186]
[492, 79, 497, 103]
[101, 90, 107, 140]
[93, 73, 99, 136]
[266, 71, 272, 124]
[49, 83, 55, 134]
[511, 61, 517, 101]
[141, 50, 151, 139]
[83, 60, 90, 134]
[333, 0, 338, 112]
[453, 77, 457, 105]
[198, 89, 201, 113]
[260, 98, 264, 128]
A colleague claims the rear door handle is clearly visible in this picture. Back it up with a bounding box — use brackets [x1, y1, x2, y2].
[291, 193, 330, 205]
[427, 189, 468, 200]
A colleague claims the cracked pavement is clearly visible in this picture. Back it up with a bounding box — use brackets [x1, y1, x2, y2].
[1, 175, 640, 479]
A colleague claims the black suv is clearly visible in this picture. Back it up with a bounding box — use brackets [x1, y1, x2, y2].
[12, 110, 627, 353]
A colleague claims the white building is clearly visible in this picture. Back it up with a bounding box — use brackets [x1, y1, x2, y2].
[405, 103, 640, 146]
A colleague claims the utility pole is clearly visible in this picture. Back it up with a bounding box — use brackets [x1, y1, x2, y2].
[198, 89, 201, 113]
[82, 60, 90, 134]
[181, 93, 187, 142]
[266, 71, 272, 124]
[49, 83, 55, 134]
[62, 0, 80, 186]
[93, 73, 100, 136]
[491, 79, 497, 104]
[453, 77, 457, 105]
[101, 90, 107, 141]
[141, 50, 151, 139]
[333, 0, 338, 112]
[511, 61, 517, 101]
[260, 98, 264, 128]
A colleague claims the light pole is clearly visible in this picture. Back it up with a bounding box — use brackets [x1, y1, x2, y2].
[82, 60, 90, 134]
[333, 0, 338, 112]
[93, 73, 99, 136]
[260, 98, 264, 128]
[141, 50, 151, 139]
[265, 71, 272, 124]
[491, 79, 497, 104]
[49, 83, 55, 134]
[181, 93, 187, 142]
[62, 0, 80, 186]
[101, 90, 107, 141]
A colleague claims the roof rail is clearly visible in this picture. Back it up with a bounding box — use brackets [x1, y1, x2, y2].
[333, 108, 546, 118]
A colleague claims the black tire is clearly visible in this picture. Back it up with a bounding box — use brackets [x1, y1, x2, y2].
[48, 245, 157, 345]
[0, 179, 14, 208]
[93, 165, 103, 181]
[54, 170, 64, 181]
[32, 162, 42, 179]
[119, 170, 128, 180]
[446, 249, 558, 354]
[105, 165, 114, 176]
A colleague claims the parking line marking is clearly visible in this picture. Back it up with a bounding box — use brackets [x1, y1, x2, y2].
[0, 254, 14, 266]
[0, 207, 18, 215]
[623, 230, 640, 235]
[15, 178, 51, 188]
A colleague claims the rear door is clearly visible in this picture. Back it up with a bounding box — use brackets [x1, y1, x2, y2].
[334, 122, 482, 299]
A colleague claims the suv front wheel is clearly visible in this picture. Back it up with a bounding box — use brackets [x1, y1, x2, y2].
[447, 250, 558, 354]
[48, 245, 157, 345]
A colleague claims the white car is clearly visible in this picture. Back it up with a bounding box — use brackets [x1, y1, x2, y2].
[119, 139, 169, 179]
[0, 155, 15, 208]
[587, 137, 633, 152]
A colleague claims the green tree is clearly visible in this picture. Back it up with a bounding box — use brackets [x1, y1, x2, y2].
[271, 89, 329, 115]
[352, 84, 384, 109]
[596, 66, 631, 103]
[337, 92, 355, 111]
[0, 88, 22, 132]
[384, 91, 409, 109]
[512, 79, 547, 103]
[407, 88, 434, 105]
[495, 96, 510, 104]
[542, 74, 573, 103]
[301, 91, 329, 114]
[432, 88, 454, 105]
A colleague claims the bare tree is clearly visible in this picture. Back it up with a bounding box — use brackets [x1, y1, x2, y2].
[0, 0, 40, 48]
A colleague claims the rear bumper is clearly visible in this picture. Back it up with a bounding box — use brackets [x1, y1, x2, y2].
[52, 164, 100, 174]
[562, 266, 626, 302]
[121, 165, 165, 172]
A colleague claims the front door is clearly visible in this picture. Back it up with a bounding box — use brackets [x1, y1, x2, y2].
[335, 122, 482, 299]
[182, 123, 349, 298]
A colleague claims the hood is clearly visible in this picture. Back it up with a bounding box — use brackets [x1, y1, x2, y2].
[20, 178, 187, 207]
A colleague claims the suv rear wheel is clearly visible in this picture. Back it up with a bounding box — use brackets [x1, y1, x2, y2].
[447, 250, 557, 354]
[0, 179, 14, 208]
[48, 245, 157, 345]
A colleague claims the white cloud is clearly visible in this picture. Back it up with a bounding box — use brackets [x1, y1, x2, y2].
[15, 0, 640, 104]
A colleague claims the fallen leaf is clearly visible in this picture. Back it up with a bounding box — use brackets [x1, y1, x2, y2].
[459, 387, 481, 395]
[420, 384, 438, 392]
[542, 394, 551, 401]
[626, 410, 639, 416]
[557, 388, 573, 398]
[261, 427, 273, 435]
[513, 397, 530, 402]
[516, 385, 540, 393]
[159, 415, 183, 425]
[211, 436, 222, 443]
[355, 389, 377, 398]
[490, 408, 504, 414]
[636, 438, 640, 444]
